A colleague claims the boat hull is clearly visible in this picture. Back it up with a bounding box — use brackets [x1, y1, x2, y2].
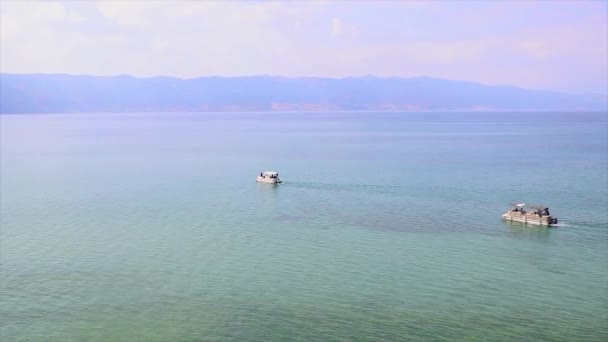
[501, 212, 556, 226]
[256, 176, 281, 184]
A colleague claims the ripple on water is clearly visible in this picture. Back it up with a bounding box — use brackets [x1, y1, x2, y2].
[2, 111, 607, 341]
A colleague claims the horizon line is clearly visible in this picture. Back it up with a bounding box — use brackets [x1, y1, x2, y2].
[2, 72, 597, 95]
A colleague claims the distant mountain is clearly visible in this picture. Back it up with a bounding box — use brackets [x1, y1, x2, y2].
[1, 73, 605, 113]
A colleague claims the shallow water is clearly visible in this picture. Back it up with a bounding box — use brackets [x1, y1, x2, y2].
[1, 111, 607, 341]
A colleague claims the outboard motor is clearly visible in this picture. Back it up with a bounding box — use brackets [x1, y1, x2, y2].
[550, 218, 558, 225]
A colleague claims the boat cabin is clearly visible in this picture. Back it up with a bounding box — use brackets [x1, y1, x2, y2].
[503, 203, 557, 226]
[256, 171, 282, 184]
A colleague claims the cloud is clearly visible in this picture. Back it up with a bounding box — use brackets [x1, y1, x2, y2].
[0, 0, 606, 93]
[330, 17, 356, 38]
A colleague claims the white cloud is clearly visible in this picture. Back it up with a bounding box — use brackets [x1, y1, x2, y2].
[330, 17, 356, 38]
[0, 0, 605, 93]
[95, 1, 172, 28]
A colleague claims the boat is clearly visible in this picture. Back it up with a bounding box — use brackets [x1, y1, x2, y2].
[501, 203, 558, 226]
[256, 171, 282, 184]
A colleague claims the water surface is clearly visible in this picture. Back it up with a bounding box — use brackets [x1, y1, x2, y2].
[1, 111, 607, 341]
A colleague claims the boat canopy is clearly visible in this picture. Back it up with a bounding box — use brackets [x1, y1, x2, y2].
[262, 171, 279, 176]
[510, 203, 549, 210]
[528, 205, 549, 210]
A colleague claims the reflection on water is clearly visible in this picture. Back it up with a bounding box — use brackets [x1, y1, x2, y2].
[256, 183, 281, 191]
[255, 182, 281, 207]
[504, 221, 553, 242]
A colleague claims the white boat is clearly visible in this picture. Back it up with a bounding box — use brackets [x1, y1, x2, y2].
[256, 171, 281, 184]
[502, 203, 558, 226]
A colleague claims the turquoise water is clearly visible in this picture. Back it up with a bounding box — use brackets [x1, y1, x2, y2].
[1, 111, 607, 341]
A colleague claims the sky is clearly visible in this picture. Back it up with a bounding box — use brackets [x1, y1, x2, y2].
[1, 0, 606, 94]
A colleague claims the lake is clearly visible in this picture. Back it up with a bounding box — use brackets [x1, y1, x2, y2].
[1, 111, 607, 341]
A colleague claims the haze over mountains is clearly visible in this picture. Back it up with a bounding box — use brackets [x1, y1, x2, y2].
[1, 73, 605, 114]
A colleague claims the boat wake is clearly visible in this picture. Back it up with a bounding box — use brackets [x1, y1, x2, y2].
[282, 181, 401, 193]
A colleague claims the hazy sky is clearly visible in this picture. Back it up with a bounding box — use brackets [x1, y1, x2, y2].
[1, 0, 606, 94]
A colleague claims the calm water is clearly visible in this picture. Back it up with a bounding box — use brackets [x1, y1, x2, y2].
[1, 111, 607, 341]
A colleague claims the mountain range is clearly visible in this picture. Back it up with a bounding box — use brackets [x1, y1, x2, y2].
[1, 73, 605, 113]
